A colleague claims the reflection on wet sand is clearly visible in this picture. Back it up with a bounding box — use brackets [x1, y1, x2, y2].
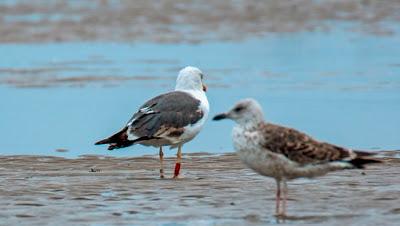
[0, 152, 399, 225]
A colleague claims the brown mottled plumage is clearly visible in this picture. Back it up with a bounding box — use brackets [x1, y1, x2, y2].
[213, 98, 381, 216]
[260, 123, 351, 165]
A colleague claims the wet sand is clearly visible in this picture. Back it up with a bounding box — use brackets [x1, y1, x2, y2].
[1, 0, 399, 43]
[1, 152, 399, 225]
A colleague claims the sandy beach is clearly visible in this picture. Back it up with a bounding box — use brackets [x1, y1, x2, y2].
[1, 152, 399, 225]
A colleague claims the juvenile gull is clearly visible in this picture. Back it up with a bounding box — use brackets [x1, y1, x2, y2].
[95, 66, 209, 179]
[213, 98, 380, 216]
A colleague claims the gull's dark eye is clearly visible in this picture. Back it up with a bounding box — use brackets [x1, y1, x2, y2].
[234, 106, 244, 112]
[200, 73, 204, 79]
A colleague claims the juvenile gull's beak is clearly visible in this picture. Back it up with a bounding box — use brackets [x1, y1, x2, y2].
[202, 84, 207, 92]
[213, 113, 227, 121]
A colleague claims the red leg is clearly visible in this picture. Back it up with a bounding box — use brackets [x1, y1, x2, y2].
[173, 145, 182, 178]
[174, 162, 181, 177]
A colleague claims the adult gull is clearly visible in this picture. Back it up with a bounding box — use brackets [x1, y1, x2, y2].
[96, 66, 209, 179]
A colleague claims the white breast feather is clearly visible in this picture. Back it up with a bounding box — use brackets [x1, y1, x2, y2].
[179, 89, 209, 142]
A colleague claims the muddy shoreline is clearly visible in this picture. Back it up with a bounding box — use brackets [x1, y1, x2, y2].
[1, 152, 399, 225]
[1, 0, 399, 43]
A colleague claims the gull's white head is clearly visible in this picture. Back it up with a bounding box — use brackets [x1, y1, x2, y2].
[175, 66, 207, 92]
[213, 98, 264, 128]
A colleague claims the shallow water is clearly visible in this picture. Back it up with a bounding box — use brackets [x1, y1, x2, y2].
[1, 30, 399, 157]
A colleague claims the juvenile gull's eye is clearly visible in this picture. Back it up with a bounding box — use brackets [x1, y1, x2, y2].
[234, 106, 244, 112]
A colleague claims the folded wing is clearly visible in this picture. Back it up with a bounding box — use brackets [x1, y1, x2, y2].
[127, 91, 204, 140]
[260, 123, 380, 168]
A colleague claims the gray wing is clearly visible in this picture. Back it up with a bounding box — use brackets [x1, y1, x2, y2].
[260, 123, 352, 165]
[127, 91, 204, 139]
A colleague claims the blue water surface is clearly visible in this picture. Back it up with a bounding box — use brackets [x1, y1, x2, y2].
[0, 30, 399, 157]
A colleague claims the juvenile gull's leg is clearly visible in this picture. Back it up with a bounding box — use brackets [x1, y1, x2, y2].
[275, 179, 281, 216]
[173, 145, 182, 179]
[281, 179, 288, 216]
[159, 147, 165, 179]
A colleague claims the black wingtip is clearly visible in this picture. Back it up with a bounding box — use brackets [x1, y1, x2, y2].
[95, 138, 110, 145]
[349, 158, 382, 169]
[353, 150, 378, 157]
